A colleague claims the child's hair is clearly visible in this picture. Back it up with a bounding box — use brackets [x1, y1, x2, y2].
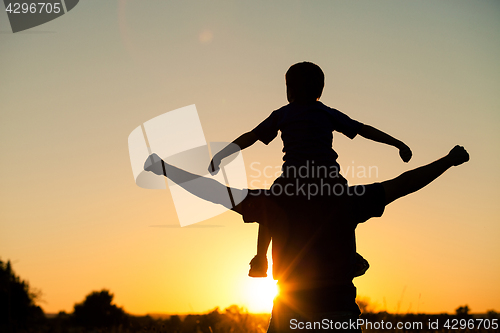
[285, 62, 324, 102]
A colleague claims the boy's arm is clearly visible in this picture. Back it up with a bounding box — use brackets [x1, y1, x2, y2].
[209, 131, 258, 174]
[358, 124, 412, 162]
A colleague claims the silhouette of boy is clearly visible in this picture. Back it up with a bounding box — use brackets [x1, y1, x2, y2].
[209, 62, 412, 278]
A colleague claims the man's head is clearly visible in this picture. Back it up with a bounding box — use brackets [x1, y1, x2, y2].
[285, 62, 324, 103]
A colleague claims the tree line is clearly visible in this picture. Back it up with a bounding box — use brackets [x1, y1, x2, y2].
[1, 258, 498, 333]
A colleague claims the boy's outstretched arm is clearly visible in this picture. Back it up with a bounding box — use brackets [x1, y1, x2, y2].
[209, 131, 258, 174]
[358, 124, 412, 162]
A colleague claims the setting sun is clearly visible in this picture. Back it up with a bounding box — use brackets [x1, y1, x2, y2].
[243, 276, 278, 313]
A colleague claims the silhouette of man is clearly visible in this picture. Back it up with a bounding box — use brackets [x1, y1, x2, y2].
[144, 145, 469, 332]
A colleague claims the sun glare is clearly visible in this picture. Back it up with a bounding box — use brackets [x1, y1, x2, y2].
[243, 275, 278, 313]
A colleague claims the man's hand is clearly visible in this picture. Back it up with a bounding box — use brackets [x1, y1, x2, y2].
[144, 153, 165, 176]
[208, 156, 221, 175]
[398, 143, 412, 163]
[447, 145, 469, 166]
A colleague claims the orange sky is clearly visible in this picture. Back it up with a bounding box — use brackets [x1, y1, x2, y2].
[1, 0, 499, 315]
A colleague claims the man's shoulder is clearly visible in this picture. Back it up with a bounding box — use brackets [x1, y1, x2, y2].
[273, 103, 292, 114]
[256, 104, 291, 123]
[239, 190, 276, 223]
[268, 102, 342, 117]
[315, 101, 342, 114]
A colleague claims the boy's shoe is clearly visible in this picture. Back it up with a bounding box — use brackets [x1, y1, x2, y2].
[249, 255, 268, 278]
[353, 253, 370, 277]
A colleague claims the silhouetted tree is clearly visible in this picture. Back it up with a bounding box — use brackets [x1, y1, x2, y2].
[199, 307, 222, 333]
[486, 310, 499, 320]
[51, 311, 71, 333]
[168, 314, 182, 331]
[72, 289, 128, 329]
[356, 296, 376, 314]
[217, 305, 258, 333]
[455, 305, 471, 318]
[0, 258, 45, 332]
[182, 313, 203, 332]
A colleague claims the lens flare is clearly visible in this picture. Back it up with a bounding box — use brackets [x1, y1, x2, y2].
[244, 275, 278, 313]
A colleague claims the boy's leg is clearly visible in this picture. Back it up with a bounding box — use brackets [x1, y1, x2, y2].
[249, 224, 271, 277]
[382, 145, 469, 205]
[257, 223, 272, 257]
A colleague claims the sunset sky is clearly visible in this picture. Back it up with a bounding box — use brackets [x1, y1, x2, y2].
[1, 0, 499, 315]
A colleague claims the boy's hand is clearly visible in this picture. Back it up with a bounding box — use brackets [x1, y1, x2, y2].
[208, 157, 221, 175]
[398, 143, 412, 163]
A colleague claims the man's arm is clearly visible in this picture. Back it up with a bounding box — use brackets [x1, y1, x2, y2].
[144, 153, 247, 212]
[382, 145, 469, 205]
[358, 124, 412, 162]
[209, 131, 258, 174]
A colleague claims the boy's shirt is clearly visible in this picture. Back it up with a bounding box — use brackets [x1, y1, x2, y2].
[252, 101, 363, 169]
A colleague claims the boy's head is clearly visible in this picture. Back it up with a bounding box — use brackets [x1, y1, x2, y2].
[285, 62, 324, 103]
